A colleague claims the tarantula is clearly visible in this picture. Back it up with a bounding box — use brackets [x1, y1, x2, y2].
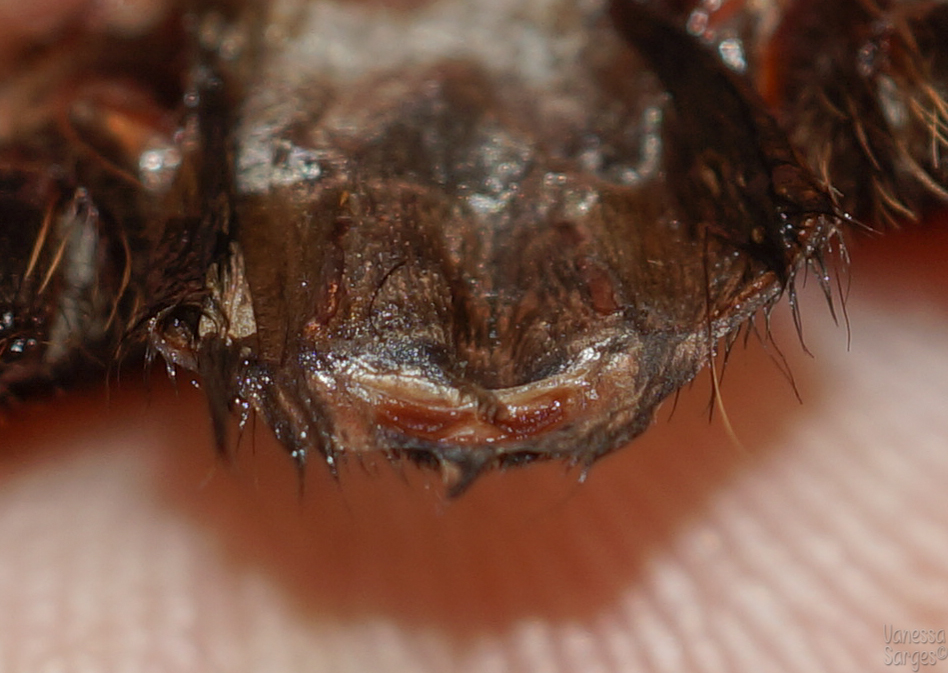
[2, 0, 946, 492]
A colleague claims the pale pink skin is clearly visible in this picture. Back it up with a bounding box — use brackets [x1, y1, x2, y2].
[3, 5, 948, 670]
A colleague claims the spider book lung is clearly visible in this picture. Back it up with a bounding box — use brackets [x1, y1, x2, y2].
[1, 0, 946, 492]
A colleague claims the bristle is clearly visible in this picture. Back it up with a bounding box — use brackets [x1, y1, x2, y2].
[440, 450, 490, 498]
[5, 0, 946, 494]
[197, 340, 235, 459]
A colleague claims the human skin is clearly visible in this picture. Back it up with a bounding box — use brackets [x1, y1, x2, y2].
[2, 3, 948, 671]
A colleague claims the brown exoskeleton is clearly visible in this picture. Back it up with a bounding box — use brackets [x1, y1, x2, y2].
[3, 0, 946, 493]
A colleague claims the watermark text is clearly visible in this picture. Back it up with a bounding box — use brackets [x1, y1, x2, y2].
[884, 625, 947, 671]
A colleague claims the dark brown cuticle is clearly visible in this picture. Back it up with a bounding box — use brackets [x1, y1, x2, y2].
[2, 0, 946, 494]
